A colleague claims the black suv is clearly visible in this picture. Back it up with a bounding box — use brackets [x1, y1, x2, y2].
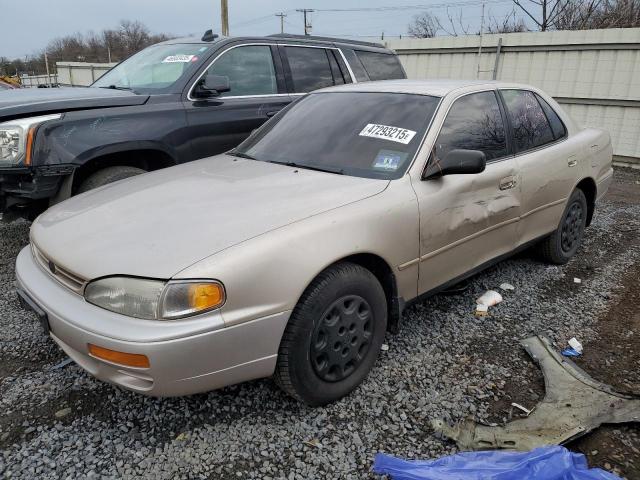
[0, 33, 405, 219]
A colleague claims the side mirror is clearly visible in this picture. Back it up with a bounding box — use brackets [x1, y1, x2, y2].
[422, 149, 486, 180]
[194, 74, 230, 98]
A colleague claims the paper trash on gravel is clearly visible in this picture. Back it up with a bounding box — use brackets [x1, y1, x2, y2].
[432, 335, 640, 451]
[477, 290, 503, 306]
[372, 445, 620, 480]
[499, 283, 515, 291]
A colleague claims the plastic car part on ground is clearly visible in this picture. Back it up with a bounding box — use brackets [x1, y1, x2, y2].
[432, 336, 640, 450]
[372, 445, 620, 480]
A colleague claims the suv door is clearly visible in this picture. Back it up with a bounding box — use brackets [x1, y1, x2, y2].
[183, 43, 290, 161]
[410, 90, 521, 294]
[279, 45, 353, 95]
[499, 89, 577, 245]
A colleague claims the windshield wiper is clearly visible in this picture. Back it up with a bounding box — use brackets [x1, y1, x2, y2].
[99, 85, 132, 91]
[228, 150, 256, 160]
[278, 161, 344, 175]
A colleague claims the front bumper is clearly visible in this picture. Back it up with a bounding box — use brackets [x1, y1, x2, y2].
[0, 165, 72, 213]
[15, 246, 291, 397]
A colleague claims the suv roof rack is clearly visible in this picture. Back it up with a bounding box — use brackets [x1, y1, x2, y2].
[268, 33, 383, 48]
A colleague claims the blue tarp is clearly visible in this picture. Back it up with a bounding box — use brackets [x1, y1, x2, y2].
[373, 446, 620, 480]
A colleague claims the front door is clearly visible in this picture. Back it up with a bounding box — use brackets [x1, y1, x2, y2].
[184, 44, 290, 161]
[410, 90, 521, 294]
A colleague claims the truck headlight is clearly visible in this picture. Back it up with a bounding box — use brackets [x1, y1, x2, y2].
[84, 277, 225, 320]
[0, 114, 61, 166]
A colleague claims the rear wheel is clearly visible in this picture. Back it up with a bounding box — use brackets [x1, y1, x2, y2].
[77, 166, 146, 193]
[537, 188, 588, 264]
[274, 262, 387, 406]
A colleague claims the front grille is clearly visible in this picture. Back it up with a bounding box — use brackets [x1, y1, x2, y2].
[31, 243, 87, 294]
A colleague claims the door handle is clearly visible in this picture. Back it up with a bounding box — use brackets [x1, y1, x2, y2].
[265, 111, 278, 117]
[568, 157, 578, 167]
[499, 176, 517, 190]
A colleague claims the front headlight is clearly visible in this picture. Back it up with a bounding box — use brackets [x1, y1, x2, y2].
[84, 277, 225, 320]
[0, 114, 61, 165]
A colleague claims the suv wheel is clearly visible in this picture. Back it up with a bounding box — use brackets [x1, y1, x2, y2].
[274, 262, 387, 406]
[77, 166, 146, 193]
[537, 188, 588, 264]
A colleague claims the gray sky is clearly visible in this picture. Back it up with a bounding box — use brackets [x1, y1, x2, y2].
[2, 0, 519, 59]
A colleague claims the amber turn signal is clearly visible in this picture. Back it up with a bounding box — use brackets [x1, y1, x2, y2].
[88, 344, 150, 368]
[188, 282, 225, 311]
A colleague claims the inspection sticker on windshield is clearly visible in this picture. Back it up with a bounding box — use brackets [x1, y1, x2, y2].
[359, 123, 417, 145]
[372, 150, 408, 171]
[162, 54, 195, 63]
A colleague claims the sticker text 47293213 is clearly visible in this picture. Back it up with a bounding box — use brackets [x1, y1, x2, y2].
[359, 124, 417, 145]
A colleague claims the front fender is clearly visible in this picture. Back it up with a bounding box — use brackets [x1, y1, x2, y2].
[174, 178, 421, 328]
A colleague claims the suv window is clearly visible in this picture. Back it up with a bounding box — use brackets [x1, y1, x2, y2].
[535, 94, 567, 140]
[501, 89, 555, 153]
[355, 51, 405, 81]
[285, 46, 336, 93]
[204, 45, 277, 97]
[434, 91, 508, 162]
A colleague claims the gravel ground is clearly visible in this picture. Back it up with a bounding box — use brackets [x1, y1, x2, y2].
[1, 167, 639, 479]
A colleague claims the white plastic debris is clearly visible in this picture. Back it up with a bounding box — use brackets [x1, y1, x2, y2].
[477, 290, 503, 307]
[511, 402, 532, 416]
[381, 344, 389, 351]
[499, 283, 515, 291]
[573, 277, 582, 284]
[568, 337, 583, 354]
[475, 304, 489, 317]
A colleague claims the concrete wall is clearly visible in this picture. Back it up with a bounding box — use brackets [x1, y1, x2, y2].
[55, 62, 117, 87]
[20, 74, 58, 88]
[385, 28, 640, 161]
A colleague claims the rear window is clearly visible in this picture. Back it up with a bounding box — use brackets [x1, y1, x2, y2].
[535, 94, 567, 140]
[501, 89, 555, 153]
[285, 46, 335, 93]
[355, 51, 405, 81]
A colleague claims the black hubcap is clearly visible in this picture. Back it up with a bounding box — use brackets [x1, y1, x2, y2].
[310, 295, 374, 382]
[561, 201, 583, 252]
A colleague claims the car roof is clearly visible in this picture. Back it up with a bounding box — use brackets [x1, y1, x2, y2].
[155, 33, 390, 51]
[318, 79, 534, 97]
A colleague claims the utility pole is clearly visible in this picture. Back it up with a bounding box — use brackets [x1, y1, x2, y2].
[44, 51, 51, 86]
[476, 3, 485, 79]
[275, 12, 287, 34]
[296, 9, 314, 35]
[221, 0, 229, 36]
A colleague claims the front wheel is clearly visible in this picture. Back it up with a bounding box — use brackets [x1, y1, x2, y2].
[77, 166, 146, 194]
[274, 262, 387, 406]
[537, 188, 588, 264]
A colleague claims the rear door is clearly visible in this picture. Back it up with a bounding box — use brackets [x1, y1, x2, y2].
[499, 89, 578, 245]
[183, 43, 291, 161]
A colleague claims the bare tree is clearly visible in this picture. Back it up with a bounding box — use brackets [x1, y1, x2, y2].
[408, 12, 439, 37]
[512, 0, 573, 30]
[486, 9, 529, 32]
[553, 0, 640, 28]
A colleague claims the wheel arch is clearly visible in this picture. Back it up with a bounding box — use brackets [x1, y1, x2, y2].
[575, 177, 597, 226]
[305, 253, 402, 334]
[71, 147, 178, 194]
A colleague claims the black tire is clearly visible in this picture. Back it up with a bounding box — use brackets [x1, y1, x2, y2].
[537, 188, 588, 264]
[77, 166, 146, 194]
[274, 262, 387, 406]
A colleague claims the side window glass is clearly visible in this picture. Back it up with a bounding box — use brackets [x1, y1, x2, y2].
[434, 91, 508, 162]
[501, 90, 555, 152]
[355, 51, 405, 81]
[285, 46, 334, 93]
[205, 45, 277, 97]
[535, 93, 567, 140]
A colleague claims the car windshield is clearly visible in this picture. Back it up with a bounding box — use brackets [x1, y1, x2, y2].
[92, 43, 211, 93]
[234, 92, 440, 180]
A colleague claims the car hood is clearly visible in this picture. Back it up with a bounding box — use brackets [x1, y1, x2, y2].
[0, 87, 149, 120]
[31, 155, 388, 280]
